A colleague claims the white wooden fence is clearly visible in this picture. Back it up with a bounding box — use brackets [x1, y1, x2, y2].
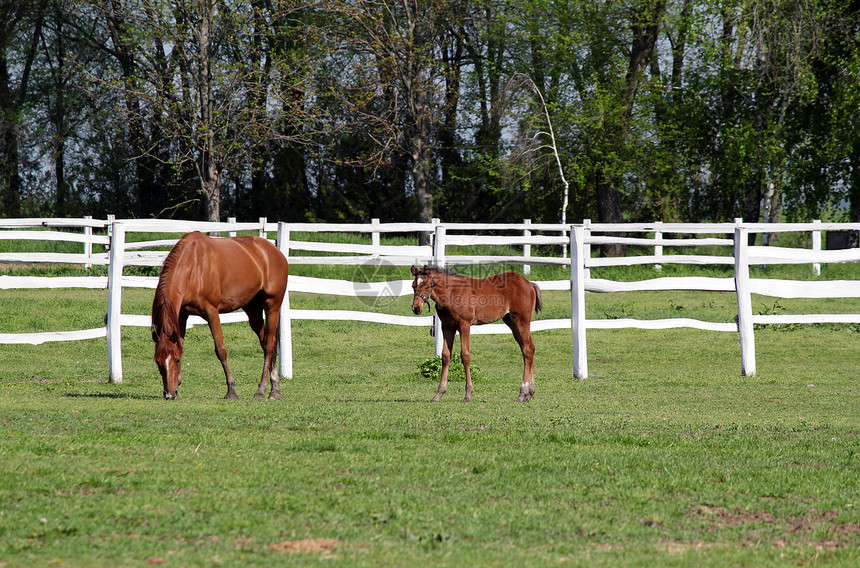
[1, 217, 858, 383]
[568, 220, 860, 379]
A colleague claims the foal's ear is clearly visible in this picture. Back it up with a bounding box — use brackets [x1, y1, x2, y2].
[411, 266, 419, 276]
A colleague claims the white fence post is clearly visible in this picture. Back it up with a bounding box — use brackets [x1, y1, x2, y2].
[84, 215, 93, 269]
[571, 226, 588, 380]
[432, 223, 446, 357]
[277, 222, 293, 380]
[371, 218, 380, 258]
[228, 217, 237, 237]
[582, 218, 591, 279]
[812, 219, 821, 276]
[106, 221, 125, 384]
[734, 224, 756, 377]
[654, 220, 663, 272]
[523, 218, 532, 276]
[259, 217, 267, 238]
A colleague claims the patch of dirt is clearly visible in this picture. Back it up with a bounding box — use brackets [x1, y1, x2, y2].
[268, 538, 343, 554]
[658, 541, 720, 555]
[692, 505, 775, 527]
[688, 505, 860, 549]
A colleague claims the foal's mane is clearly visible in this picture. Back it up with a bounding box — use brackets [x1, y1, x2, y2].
[421, 265, 460, 277]
[152, 235, 190, 352]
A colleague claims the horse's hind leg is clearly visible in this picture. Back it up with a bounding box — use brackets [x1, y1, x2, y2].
[504, 313, 536, 402]
[206, 311, 239, 399]
[245, 304, 281, 400]
[261, 303, 281, 400]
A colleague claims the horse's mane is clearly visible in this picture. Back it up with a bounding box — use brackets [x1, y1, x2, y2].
[151, 235, 189, 354]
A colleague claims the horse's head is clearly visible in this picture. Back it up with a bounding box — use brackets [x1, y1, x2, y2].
[153, 329, 183, 399]
[152, 286, 185, 399]
[411, 265, 434, 315]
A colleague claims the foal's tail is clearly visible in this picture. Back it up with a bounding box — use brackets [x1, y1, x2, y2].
[532, 282, 543, 313]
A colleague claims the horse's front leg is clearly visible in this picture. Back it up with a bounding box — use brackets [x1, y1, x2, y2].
[206, 311, 238, 399]
[460, 326, 473, 403]
[432, 324, 457, 402]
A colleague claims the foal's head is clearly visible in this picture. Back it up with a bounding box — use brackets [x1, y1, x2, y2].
[410, 265, 434, 315]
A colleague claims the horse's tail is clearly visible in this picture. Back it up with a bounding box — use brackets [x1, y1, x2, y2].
[532, 282, 543, 313]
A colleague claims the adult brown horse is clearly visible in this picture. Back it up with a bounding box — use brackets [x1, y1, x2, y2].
[152, 231, 289, 400]
[410, 265, 542, 403]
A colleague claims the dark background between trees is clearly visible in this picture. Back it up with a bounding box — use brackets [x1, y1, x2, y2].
[1, 0, 858, 235]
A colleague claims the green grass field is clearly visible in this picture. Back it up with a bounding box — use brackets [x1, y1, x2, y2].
[1, 273, 859, 567]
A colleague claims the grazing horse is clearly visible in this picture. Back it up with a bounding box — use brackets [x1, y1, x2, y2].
[410, 265, 542, 402]
[151, 231, 289, 400]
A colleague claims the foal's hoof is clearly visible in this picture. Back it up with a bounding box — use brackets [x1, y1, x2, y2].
[225, 392, 239, 400]
[268, 391, 282, 400]
[253, 392, 266, 400]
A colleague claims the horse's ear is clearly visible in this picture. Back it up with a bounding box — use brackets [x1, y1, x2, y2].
[411, 266, 419, 276]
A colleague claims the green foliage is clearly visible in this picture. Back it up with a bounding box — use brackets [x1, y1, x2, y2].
[417, 354, 482, 383]
[5, 0, 859, 224]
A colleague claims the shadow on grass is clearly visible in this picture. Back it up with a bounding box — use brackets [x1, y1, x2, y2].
[64, 392, 162, 400]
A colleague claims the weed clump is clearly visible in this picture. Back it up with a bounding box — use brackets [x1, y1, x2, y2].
[417, 355, 481, 382]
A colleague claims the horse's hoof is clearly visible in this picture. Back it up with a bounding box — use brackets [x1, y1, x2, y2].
[225, 393, 239, 400]
[268, 392, 282, 400]
[253, 392, 265, 400]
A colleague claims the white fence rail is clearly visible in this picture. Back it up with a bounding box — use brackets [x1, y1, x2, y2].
[1, 217, 858, 383]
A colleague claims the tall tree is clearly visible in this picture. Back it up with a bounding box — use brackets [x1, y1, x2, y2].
[323, 0, 458, 235]
[595, 0, 665, 254]
[88, 0, 312, 221]
[0, 0, 45, 216]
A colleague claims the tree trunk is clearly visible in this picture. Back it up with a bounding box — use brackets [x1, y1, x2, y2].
[197, 0, 219, 222]
[595, 169, 625, 256]
[202, 174, 220, 222]
[0, 106, 22, 217]
[413, 142, 433, 245]
[851, 142, 860, 223]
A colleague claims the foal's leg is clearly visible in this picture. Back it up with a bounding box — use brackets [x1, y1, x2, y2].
[206, 309, 239, 399]
[432, 324, 457, 402]
[459, 325, 474, 403]
[504, 313, 536, 402]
